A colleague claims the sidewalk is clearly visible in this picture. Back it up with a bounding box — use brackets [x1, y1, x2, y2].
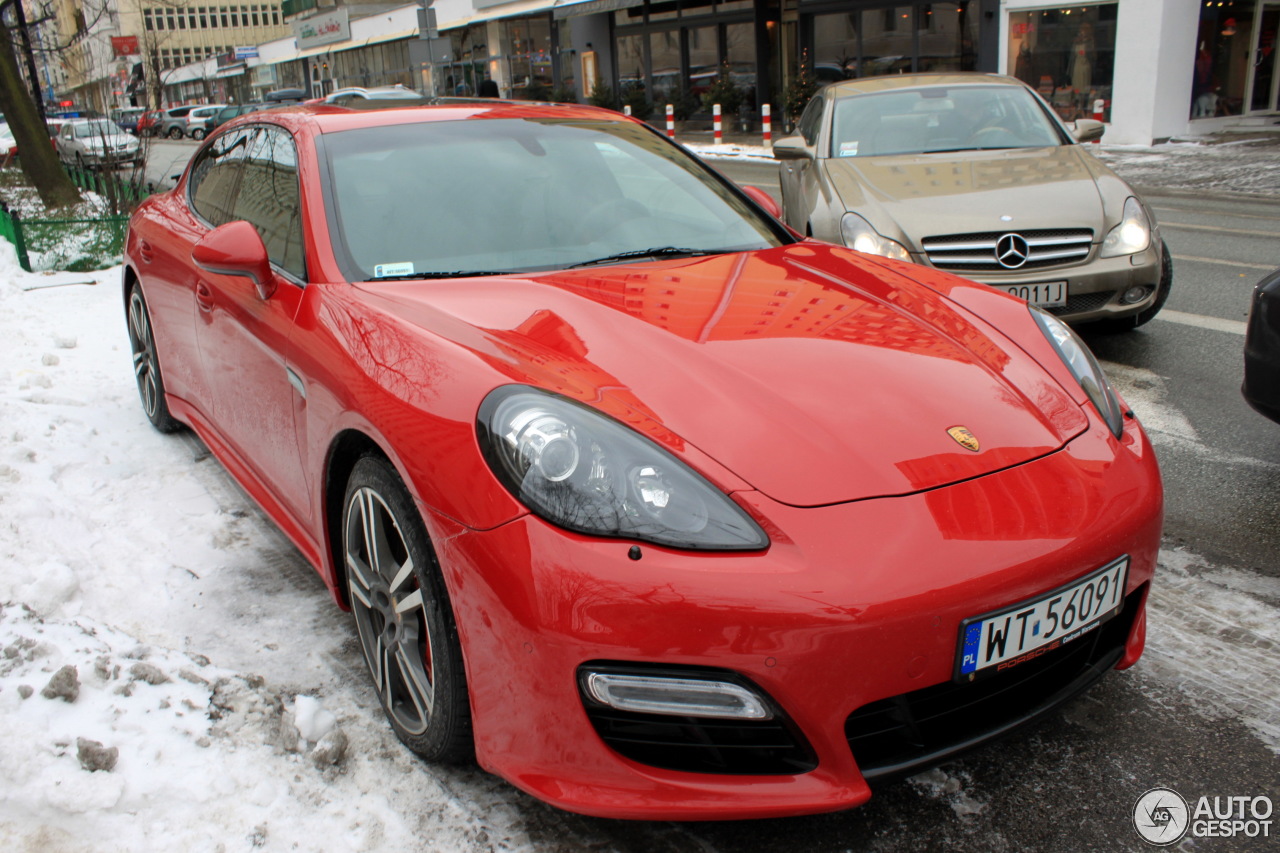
[678, 126, 1280, 199]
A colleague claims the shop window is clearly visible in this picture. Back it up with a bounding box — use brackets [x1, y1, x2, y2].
[618, 34, 646, 90]
[724, 22, 756, 111]
[1007, 4, 1117, 122]
[918, 2, 976, 73]
[689, 25, 718, 94]
[650, 30, 681, 104]
[863, 6, 914, 76]
[1191, 3, 1267, 117]
[813, 12, 857, 84]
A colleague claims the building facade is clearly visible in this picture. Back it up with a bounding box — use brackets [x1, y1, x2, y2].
[29, 0, 1275, 143]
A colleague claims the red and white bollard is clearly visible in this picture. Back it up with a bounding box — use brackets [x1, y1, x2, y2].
[666, 104, 675, 139]
[713, 103, 722, 145]
[762, 103, 772, 145]
[1092, 98, 1105, 143]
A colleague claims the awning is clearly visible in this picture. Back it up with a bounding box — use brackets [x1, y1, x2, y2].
[553, 0, 642, 20]
[295, 28, 418, 60]
[440, 0, 557, 30]
[215, 64, 246, 78]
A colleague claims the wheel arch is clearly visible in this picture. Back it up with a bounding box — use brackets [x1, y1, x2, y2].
[322, 428, 391, 609]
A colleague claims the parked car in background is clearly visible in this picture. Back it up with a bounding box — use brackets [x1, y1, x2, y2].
[56, 117, 141, 168]
[1243, 266, 1280, 424]
[322, 85, 427, 107]
[184, 104, 226, 139]
[155, 105, 198, 139]
[774, 73, 1172, 331]
[123, 101, 1162, 821]
[136, 110, 162, 137]
[111, 107, 148, 135]
[205, 102, 268, 135]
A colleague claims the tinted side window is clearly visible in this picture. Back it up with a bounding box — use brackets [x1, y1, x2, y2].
[797, 95, 824, 148]
[189, 128, 252, 227]
[231, 126, 305, 280]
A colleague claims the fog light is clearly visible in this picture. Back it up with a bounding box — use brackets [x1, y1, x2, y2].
[582, 672, 773, 720]
[1121, 285, 1152, 305]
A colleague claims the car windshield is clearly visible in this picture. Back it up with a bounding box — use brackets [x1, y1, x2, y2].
[323, 117, 785, 279]
[829, 85, 1066, 158]
[75, 120, 121, 138]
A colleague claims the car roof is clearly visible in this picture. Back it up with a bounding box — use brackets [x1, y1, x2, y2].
[824, 72, 1030, 97]
[236, 101, 623, 136]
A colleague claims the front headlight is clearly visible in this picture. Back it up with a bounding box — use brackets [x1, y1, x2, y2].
[840, 213, 912, 262]
[478, 387, 769, 550]
[1030, 306, 1125, 438]
[1100, 197, 1152, 258]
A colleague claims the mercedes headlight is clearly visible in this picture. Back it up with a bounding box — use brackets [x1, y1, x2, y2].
[1100, 197, 1152, 258]
[478, 387, 769, 550]
[1030, 306, 1125, 438]
[840, 213, 912, 261]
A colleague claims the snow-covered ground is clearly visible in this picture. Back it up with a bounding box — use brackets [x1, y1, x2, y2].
[1, 238, 1278, 851]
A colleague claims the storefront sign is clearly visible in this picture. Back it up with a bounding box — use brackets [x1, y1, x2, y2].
[252, 65, 278, 87]
[111, 36, 139, 57]
[293, 9, 351, 50]
[234, 46, 259, 60]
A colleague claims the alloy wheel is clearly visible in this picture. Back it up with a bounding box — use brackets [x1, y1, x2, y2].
[345, 485, 435, 736]
[128, 289, 160, 419]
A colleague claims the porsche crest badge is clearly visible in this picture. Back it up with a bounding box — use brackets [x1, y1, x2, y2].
[947, 426, 980, 452]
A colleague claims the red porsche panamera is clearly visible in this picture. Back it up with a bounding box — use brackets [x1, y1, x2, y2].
[122, 102, 1162, 820]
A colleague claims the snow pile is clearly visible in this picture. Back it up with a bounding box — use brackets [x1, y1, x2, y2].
[0, 241, 536, 851]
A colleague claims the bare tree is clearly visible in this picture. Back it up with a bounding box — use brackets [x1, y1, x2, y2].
[0, 2, 79, 208]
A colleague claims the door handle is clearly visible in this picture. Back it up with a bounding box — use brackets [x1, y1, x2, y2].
[195, 281, 213, 312]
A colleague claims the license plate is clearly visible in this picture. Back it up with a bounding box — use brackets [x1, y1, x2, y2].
[993, 281, 1067, 307]
[955, 556, 1128, 681]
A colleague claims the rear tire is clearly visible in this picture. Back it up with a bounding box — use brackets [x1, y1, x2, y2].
[342, 455, 473, 764]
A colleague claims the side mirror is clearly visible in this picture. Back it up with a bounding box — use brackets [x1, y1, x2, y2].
[192, 220, 276, 299]
[772, 135, 813, 161]
[1072, 119, 1105, 143]
[742, 185, 782, 220]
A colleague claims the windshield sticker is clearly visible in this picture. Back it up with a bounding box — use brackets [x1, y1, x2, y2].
[374, 262, 415, 278]
[839, 141, 859, 157]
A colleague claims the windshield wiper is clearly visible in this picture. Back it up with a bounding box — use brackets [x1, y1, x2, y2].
[569, 247, 716, 269]
[369, 270, 517, 280]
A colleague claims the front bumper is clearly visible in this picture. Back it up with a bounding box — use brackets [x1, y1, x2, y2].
[924, 243, 1165, 325]
[430, 407, 1163, 820]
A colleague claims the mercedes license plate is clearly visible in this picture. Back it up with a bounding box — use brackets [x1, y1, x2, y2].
[993, 281, 1067, 307]
[955, 556, 1128, 681]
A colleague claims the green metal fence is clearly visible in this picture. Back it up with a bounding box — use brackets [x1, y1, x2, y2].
[0, 167, 150, 272]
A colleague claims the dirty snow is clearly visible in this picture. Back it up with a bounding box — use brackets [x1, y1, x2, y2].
[1, 233, 1278, 852]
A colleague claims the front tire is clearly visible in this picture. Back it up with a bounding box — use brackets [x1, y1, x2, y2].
[343, 456, 473, 763]
[127, 284, 182, 433]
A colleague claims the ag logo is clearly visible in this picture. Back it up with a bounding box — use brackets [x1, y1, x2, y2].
[1133, 787, 1190, 846]
[947, 426, 980, 452]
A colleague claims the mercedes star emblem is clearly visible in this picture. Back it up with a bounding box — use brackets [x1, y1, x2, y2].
[995, 233, 1031, 269]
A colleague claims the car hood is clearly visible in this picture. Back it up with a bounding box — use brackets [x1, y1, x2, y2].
[362, 244, 1088, 507]
[824, 146, 1105, 246]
